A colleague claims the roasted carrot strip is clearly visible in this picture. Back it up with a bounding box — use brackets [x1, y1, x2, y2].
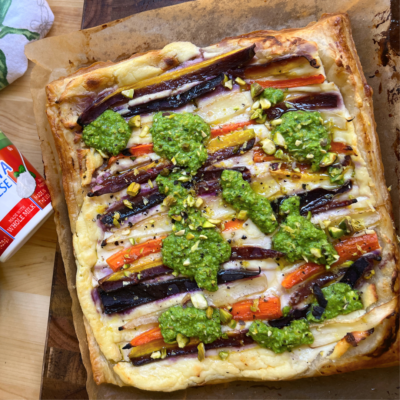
[231, 297, 282, 321]
[130, 327, 163, 347]
[210, 121, 252, 138]
[251, 74, 325, 89]
[130, 143, 154, 157]
[223, 219, 245, 232]
[281, 263, 325, 289]
[334, 232, 380, 266]
[253, 147, 276, 163]
[107, 144, 154, 167]
[330, 142, 355, 155]
[106, 237, 164, 271]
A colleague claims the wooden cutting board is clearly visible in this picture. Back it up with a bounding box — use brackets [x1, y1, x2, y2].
[40, 1, 191, 399]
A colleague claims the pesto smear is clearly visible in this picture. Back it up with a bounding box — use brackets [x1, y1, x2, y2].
[272, 196, 337, 265]
[151, 112, 210, 173]
[157, 171, 231, 292]
[159, 305, 222, 344]
[82, 110, 131, 156]
[249, 319, 314, 353]
[272, 111, 331, 170]
[262, 87, 284, 105]
[307, 283, 363, 322]
[221, 169, 278, 234]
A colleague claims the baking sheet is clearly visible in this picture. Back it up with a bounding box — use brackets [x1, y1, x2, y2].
[26, 0, 399, 398]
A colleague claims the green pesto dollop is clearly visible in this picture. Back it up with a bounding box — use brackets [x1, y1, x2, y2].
[159, 305, 222, 344]
[307, 283, 363, 323]
[249, 319, 314, 353]
[82, 110, 131, 156]
[262, 87, 284, 105]
[151, 112, 210, 173]
[220, 169, 278, 234]
[157, 171, 231, 292]
[272, 196, 337, 265]
[273, 111, 331, 170]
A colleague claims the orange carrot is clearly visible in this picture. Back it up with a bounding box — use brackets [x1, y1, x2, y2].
[334, 232, 380, 266]
[130, 327, 163, 347]
[231, 297, 282, 321]
[281, 263, 325, 289]
[130, 143, 154, 157]
[106, 237, 164, 271]
[253, 147, 276, 163]
[223, 219, 245, 232]
[210, 121, 252, 138]
[330, 142, 355, 155]
[251, 74, 325, 89]
[107, 144, 154, 167]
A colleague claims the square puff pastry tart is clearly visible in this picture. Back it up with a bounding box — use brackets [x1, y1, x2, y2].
[45, 13, 399, 392]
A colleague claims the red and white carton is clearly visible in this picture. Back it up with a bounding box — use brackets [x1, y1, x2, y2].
[0, 131, 53, 262]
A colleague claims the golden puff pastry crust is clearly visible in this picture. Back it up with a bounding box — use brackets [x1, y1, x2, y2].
[45, 13, 399, 392]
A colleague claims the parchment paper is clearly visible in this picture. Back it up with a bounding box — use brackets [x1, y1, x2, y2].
[26, 0, 399, 398]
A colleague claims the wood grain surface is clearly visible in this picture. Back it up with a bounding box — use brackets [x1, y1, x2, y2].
[81, 0, 191, 29]
[0, 2, 83, 399]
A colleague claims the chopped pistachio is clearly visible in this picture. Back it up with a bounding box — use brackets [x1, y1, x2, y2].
[113, 218, 120, 228]
[261, 138, 276, 155]
[139, 125, 150, 138]
[175, 230, 186, 236]
[123, 271, 130, 277]
[123, 263, 130, 269]
[320, 152, 337, 167]
[270, 118, 283, 126]
[191, 240, 200, 252]
[251, 100, 260, 110]
[328, 226, 345, 239]
[197, 343, 206, 361]
[219, 308, 233, 324]
[128, 115, 141, 128]
[199, 235, 208, 240]
[227, 319, 237, 329]
[160, 347, 167, 359]
[206, 306, 214, 319]
[202, 220, 216, 228]
[127, 182, 141, 197]
[129, 238, 135, 245]
[183, 259, 191, 266]
[195, 198, 204, 208]
[250, 82, 264, 98]
[177, 333, 190, 348]
[186, 233, 195, 240]
[237, 210, 248, 220]
[218, 351, 229, 360]
[150, 351, 161, 359]
[191, 292, 208, 309]
[310, 248, 322, 258]
[97, 149, 109, 158]
[207, 218, 221, 225]
[259, 98, 271, 110]
[224, 79, 233, 90]
[163, 195, 177, 206]
[122, 88, 134, 99]
[273, 131, 286, 147]
[274, 149, 284, 159]
[186, 195, 195, 207]
[235, 77, 246, 86]
[172, 214, 182, 221]
[123, 199, 133, 209]
[250, 108, 263, 120]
